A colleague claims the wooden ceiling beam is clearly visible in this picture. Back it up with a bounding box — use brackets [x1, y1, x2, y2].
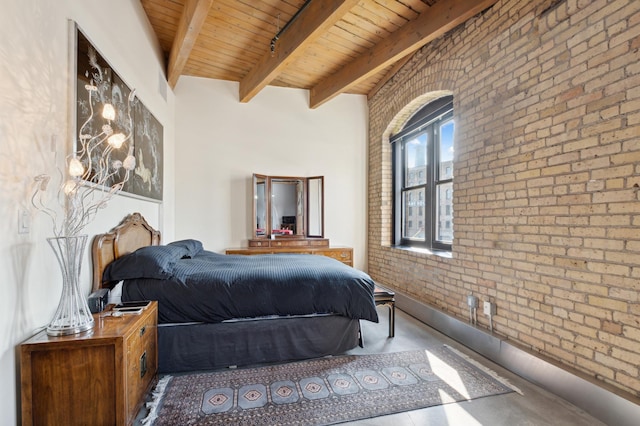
[167, 0, 214, 89]
[239, 0, 361, 103]
[309, 0, 499, 108]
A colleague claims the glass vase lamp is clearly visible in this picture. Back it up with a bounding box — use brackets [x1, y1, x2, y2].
[45, 235, 92, 336]
[32, 83, 137, 336]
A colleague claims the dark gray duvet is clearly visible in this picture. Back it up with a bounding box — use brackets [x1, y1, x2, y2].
[103, 240, 378, 324]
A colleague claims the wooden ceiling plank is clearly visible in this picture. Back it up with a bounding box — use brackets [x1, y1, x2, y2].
[310, 0, 498, 108]
[339, 12, 392, 42]
[396, 0, 432, 14]
[193, 34, 262, 60]
[230, 0, 301, 23]
[199, 16, 270, 50]
[372, 0, 421, 21]
[167, 0, 215, 89]
[331, 23, 381, 51]
[185, 56, 245, 77]
[142, 0, 184, 17]
[212, 0, 278, 37]
[319, 34, 364, 55]
[364, 2, 414, 27]
[239, 0, 361, 103]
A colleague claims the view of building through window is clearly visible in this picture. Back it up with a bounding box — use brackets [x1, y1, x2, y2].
[392, 96, 453, 250]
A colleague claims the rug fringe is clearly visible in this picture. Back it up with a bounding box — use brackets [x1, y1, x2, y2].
[443, 345, 523, 395]
[141, 375, 173, 425]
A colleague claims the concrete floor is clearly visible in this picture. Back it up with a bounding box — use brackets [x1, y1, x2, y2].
[137, 306, 607, 425]
[343, 307, 605, 426]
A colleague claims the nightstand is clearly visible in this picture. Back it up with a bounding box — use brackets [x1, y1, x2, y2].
[20, 301, 158, 426]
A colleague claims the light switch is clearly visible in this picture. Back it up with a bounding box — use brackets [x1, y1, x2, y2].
[18, 210, 30, 234]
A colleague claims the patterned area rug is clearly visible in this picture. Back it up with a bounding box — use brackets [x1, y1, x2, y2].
[145, 346, 518, 425]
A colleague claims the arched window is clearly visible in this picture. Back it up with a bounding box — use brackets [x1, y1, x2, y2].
[390, 96, 454, 250]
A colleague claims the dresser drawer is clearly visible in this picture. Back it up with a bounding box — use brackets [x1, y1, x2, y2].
[316, 249, 352, 262]
[316, 248, 353, 265]
[226, 246, 354, 266]
[125, 308, 157, 423]
[248, 238, 330, 247]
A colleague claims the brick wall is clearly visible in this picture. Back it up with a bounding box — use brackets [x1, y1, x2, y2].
[368, 0, 640, 397]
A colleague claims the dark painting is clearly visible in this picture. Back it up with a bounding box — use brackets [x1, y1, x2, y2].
[75, 25, 163, 201]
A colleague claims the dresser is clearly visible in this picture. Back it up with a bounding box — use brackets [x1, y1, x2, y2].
[226, 246, 353, 266]
[20, 302, 158, 426]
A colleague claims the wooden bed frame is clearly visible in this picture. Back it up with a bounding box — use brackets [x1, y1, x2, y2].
[91, 212, 161, 292]
[91, 212, 362, 373]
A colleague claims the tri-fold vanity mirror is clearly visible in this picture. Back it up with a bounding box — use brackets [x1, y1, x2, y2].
[252, 173, 326, 247]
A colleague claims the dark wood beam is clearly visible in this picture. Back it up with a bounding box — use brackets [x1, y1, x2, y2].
[239, 0, 360, 103]
[167, 0, 214, 89]
[310, 0, 499, 108]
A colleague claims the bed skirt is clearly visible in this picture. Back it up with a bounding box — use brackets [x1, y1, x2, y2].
[157, 315, 361, 373]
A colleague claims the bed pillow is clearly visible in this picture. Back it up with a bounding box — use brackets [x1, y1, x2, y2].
[168, 239, 203, 258]
[103, 245, 188, 281]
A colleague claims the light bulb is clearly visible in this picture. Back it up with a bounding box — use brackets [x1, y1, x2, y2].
[102, 103, 116, 120]
[123, 155, 136, 170]
[108, 133, 125, 149]
[63, 180, 77, 195]
[68, 158, 84, 177]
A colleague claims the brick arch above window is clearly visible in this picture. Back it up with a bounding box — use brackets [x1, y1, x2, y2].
[382, 91, 454, 141]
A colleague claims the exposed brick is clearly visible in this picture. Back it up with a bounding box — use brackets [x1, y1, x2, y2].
[368, 0, 640, 398]
[602, 320, 623, 335]
[588, 296, 628, 312]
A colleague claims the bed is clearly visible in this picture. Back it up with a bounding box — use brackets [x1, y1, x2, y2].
[91, 213, 378, 373]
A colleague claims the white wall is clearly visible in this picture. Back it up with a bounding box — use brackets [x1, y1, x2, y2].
[0, 0, 175, 424]
[174, 78, 369, 269]
[1, 3, 366, 422]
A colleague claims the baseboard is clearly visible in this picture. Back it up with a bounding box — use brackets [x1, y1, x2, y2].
[396, 292, 640, 426]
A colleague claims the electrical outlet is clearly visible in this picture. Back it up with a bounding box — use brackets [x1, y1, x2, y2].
[467, 294, 478, 308]
[483, 301, 496, 316]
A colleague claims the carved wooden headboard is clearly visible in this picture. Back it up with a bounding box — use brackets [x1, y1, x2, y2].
[91, 212, 161, 291]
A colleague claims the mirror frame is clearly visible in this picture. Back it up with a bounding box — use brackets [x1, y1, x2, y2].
[307, 176, 324, 238]
[252, 173, 324, 240]
[253, 174, 268, 238]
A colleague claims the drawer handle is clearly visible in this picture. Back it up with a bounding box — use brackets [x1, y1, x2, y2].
[340, 253, 347, 257]
[140, 351, 147, 378]
[140, 326, 146, 337]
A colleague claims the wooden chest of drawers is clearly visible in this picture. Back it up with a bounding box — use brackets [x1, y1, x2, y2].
[248, 238, 330, 248]
[20, 302, 158, 426]
[226, 246, 354, 266]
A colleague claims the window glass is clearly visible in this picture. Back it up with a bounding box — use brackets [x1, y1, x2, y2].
[391, 96, 454, 251]
[405, 132, 427, 186]
[402, 188, 425, 240]
[439, 120, 454, 180]
[436, 182, 453, 243]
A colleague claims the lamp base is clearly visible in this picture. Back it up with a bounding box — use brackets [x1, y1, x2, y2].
[46, 319, 94, 337]
[46, 235, 95, 337]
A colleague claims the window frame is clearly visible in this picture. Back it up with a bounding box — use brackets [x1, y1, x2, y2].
[391, 97, 454, 251]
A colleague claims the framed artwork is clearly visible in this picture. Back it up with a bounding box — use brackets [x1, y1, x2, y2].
[74, 23, 163, 201]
